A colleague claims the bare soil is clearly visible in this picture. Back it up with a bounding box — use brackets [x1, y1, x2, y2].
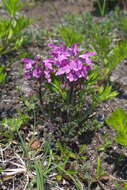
[24, 0, 93, 28]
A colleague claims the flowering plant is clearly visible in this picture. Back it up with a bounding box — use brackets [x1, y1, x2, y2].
[22, 43, 97, 106]
[21, 42, 117, 136]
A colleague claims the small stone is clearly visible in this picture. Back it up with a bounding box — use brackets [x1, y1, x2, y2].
[30, 140, 41, 150]
[119, 76, 127, 86]
[110, 73, 119, 82]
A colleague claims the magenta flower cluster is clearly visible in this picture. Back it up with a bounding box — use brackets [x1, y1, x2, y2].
[21, 56, 44, 80]
[22, 43, 96, 82]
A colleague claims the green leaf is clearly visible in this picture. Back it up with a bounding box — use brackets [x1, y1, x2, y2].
[0, 65, 6, 84]
[46, 78, 67, 100]
[2, 0, 25, 16]
[59, 26, 83, 46]
[96, 156, 101, 178]
[106, 108, 127, 131]
[2, 113, 29, 132]
[116, 134, 127, 146]
[34, 160, 45, 190]
[79, 144, 86, 154]
[66, 169, 77, 175]
[0, 2, 31, 55]
[106, 108, 127, 146]
[97, 85, 118, 102]
[107, 41, 127, 71]
[56, 165, 84, 190]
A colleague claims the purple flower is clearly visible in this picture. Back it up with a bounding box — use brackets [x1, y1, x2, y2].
[67, 72, 78, 82]
[22, 57, 45, 80]
[79, 52, 96, 67]
[69, 59, 83, 71]
[24, 72, 32, 79]
[32, 68, 42, 78]
[44, 70, 52, 82]
[22, 43, 96, 83]
[44, 59, 53, 70]
[44, 43, 96, 82]
[22, 58, 35, 70]
[69, 43, 80, 56]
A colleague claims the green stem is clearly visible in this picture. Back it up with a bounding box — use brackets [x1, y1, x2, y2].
[68, 82, 74, 105]
[38, 79, 43, 111]
[66, 82, 74, 122]
[97, 0, 106, 16]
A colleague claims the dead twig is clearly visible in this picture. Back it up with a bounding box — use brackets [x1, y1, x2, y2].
[109, 175, 127, 183]
[97, 179, 109, 190]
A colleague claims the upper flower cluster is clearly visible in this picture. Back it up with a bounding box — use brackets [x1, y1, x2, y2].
[22, 43, 96, 82]
[45, 43, 96, 82]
